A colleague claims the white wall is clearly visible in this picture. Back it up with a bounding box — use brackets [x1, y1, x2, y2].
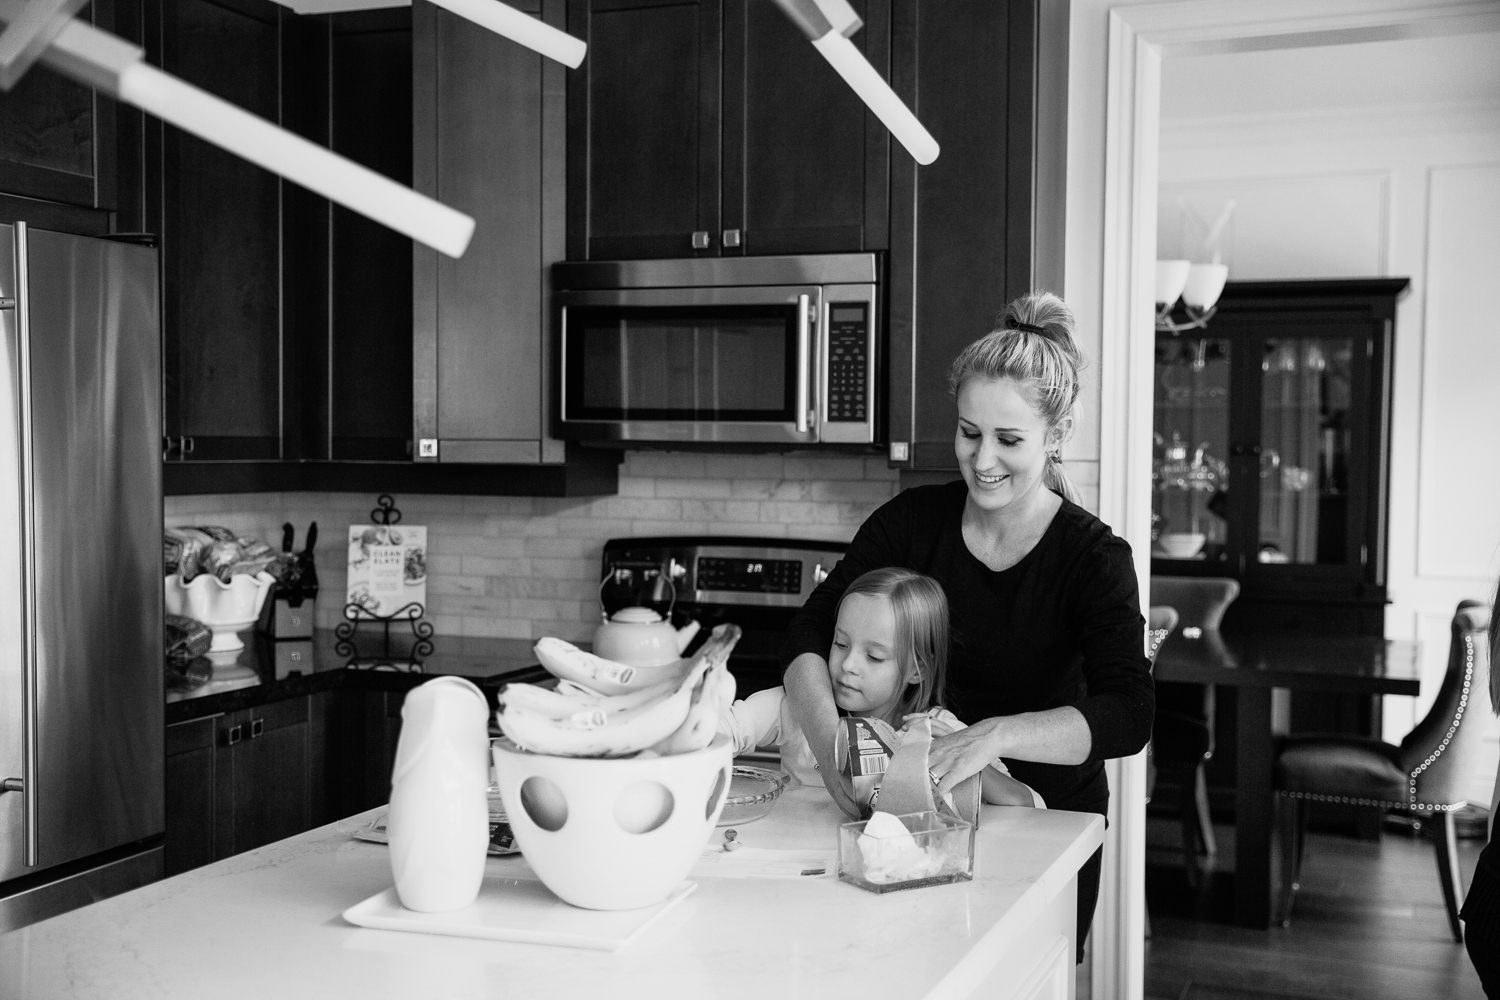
[1157, 51, 1500, 799]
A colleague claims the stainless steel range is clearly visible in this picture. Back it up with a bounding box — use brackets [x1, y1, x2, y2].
[599, 536, 848, 699]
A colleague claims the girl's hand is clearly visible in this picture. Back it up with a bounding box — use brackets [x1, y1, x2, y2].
[926, 718, 1005, 798]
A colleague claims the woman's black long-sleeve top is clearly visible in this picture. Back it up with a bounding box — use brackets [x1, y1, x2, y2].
[780, 481, 1155, 815]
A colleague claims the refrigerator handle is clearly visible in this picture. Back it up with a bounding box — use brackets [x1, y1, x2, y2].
[11, 222, 39, 866]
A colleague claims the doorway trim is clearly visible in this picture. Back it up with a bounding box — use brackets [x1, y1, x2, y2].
[1087, 3, 1500, 998]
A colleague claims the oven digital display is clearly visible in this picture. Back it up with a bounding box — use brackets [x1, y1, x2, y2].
[696, 557, 802, 594]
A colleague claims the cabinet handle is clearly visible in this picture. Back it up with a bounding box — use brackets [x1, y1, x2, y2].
[794, 294, 811, 434]
[722, 228, 742, 248]
[182, 436, 195, 455]
[250, 718, 264, 739]
[690, 230, 710, 250]
[226, 724, 243, 746]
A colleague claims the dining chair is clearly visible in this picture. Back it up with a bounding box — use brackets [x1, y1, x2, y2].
[1142, 604, 1179, 941]
[1147, 605, 1180, 665]
[1148, 575, 1241, 885]
[1143, 604, 1181, 796]
[1272, 600, 1492, 942]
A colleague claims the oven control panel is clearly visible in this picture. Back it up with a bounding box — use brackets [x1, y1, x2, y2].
[600, 537, 846, 610]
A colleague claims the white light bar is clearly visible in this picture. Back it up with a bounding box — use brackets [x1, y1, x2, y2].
[770, 0, 938, 166]
[0, 0, 84, 87]
[811, 30, 938, 166]
[257, 0, 587, 68]
[427, 0, 585, 68]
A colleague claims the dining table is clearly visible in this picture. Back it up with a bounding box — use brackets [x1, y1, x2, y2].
[1151, 627, 1422, 927]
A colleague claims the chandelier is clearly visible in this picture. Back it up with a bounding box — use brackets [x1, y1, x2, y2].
[1155, 259, 1229, 333]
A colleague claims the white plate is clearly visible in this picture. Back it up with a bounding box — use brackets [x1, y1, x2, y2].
[341, 877, 696, 951]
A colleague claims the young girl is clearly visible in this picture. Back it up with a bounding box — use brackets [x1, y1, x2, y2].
[719, 567, 1041, 808]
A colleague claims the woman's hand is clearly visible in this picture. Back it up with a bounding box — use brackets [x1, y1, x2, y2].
[902, 708, 962, 738]
[926, 717, 1005, 799]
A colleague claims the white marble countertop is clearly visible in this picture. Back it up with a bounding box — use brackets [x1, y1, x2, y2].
[0, 789, 1103, 1000]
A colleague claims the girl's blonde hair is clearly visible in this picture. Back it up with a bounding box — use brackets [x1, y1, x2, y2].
[946, 290, 1086, 504]
[839, 567, 949, 717]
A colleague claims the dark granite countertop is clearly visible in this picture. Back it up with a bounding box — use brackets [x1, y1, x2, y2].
[165, 628, 552, 724]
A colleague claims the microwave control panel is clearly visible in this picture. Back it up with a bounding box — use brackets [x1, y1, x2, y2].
[825, 303, 869, 423]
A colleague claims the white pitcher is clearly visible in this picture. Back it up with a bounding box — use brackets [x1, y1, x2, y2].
[387, 676, 491, 912]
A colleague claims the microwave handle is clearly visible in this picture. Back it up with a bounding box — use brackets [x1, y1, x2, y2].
[795, 294, 811, 434]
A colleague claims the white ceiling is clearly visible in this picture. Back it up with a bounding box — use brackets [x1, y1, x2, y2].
[1161, 31, 1500, 122]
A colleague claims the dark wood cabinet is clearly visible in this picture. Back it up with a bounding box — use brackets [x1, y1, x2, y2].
[411, 0, 567, 464]
[153, 0, 286, 463]
[164, 693, 333, 876]
[164, 716, 217, 876]
[289, 8, 417, 465]
[0, 0, 120, 222]
[339, 688, 404, 817]
[144, 0, 615, 494]
[565, 0, 889, 260]
[884, 0, 1038, 470]
[1150, 279, 1408, 633]
[152, 0, 414, 466]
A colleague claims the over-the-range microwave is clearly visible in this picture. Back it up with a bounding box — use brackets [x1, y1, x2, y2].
[553, 253, 882, 447]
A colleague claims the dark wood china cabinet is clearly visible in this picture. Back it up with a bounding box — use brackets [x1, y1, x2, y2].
[1151, 278, 1409, 635]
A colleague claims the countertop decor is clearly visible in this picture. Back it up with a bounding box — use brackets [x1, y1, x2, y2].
[165, 628, 549, 724]
[0, 787, 1103, 1000]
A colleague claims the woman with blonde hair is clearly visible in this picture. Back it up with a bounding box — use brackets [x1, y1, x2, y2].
[781, 291, 1154, 961]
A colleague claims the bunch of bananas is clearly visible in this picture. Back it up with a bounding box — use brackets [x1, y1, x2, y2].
[495, 623, 741, 757]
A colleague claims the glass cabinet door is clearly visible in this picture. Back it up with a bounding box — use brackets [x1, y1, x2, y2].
[1254, 335, 1358, 568]
[1148, 278, 1403, 628]
[1152, 335, 1232, 565]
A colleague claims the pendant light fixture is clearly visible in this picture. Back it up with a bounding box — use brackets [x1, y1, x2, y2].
[770, 0, 939, 165]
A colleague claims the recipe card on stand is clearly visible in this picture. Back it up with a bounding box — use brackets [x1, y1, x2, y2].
[346, 525, 427, 617]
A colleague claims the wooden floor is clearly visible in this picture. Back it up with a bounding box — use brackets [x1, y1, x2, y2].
[1080, 814, 1487, 999]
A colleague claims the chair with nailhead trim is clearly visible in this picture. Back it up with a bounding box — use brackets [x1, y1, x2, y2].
[1143, 603, 1181, 811]
[1273, 600, 1493, 941]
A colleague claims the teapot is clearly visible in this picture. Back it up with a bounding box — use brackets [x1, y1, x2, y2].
[592, 607, 702, 667]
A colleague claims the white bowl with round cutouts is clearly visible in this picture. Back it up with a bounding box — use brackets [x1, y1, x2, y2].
[491, 735, 732, 910]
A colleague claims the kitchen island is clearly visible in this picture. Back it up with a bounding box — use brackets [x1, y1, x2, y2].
[0, 787, 1103, 1000]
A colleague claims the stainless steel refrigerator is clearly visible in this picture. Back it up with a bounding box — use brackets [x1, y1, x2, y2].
[0, 221, 164, 932]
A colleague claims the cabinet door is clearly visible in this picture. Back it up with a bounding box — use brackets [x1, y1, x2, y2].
[886, 0, 1037, 469]
[214, 699, 311, 857]
[1152, 333, 1234, 567]
[324, 11, 415, 462]
[156, 0, 286, 462]
[412, 0, 567, 463]
[723, 0, 889, 255]
[164, 717, 218, 876]
[565, 0, 721, 260]
[0, 1, 118, 211]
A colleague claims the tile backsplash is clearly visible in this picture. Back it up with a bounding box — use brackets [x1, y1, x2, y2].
[165, 452, 903, 643]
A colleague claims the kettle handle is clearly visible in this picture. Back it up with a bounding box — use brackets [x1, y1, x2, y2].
[598, 561, 679, 620]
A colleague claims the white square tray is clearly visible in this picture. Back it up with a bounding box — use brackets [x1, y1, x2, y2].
[342, 877, 695, 951]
